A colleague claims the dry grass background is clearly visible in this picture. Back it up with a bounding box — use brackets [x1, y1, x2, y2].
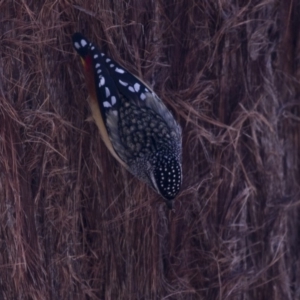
[0, 0, 300, 299]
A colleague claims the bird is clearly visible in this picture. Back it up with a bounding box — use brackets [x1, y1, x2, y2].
[72, 32, 182, 208]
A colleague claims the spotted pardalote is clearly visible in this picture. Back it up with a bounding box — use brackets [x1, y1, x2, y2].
[72, 32, 182, 208]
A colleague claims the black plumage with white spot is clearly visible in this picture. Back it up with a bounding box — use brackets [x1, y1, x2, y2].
[72, 33, 182, 207]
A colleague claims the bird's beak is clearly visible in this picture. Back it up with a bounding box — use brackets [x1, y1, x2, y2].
[165, 199, 174, 210]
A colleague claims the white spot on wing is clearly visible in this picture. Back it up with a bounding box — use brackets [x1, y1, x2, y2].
[81, 39, 87, 47]
[101, 53, 105, 56]
[103, 101, 112, 107]
[140, 93, 146, 100]
[119, 80, 128, 86]
[74, 42, 80, 49]
[106, 58, 111, 62]
[99, 76, 105, 87]
[111, 96, 116, 105]
[105, 87, 110, 98]
[134, 83, 140, 92]
[95, 63, 100, 68]
[110, 64, 115, 68]
[97, 69, 101, 74]
[128, 86, 135, 92]
[91, 46, 95, 50]
[94, 54, 98, 59]
[115, 68, 125, 74]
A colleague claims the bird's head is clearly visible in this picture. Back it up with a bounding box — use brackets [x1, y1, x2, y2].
[147, 150, 182, 208]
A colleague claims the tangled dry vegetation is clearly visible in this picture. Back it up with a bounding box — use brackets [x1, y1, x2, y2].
[0, 0, 300, 299]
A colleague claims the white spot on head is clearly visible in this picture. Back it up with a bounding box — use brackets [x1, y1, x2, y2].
[105, 87, 110, 98]
[140, 93, 146, 100]
[134, 83, 140, 92]
[128, 86, 135, 92]
[103, 101, 111, 107]
[74, 42, 80, 49]
[115, 67, 125, 74]
[81, 39, 87, 47]
[111, 96, 116, 105]
[119, 80, 128, 86]
[95, 63, 100, 68]
[94, 54, 98, 59]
